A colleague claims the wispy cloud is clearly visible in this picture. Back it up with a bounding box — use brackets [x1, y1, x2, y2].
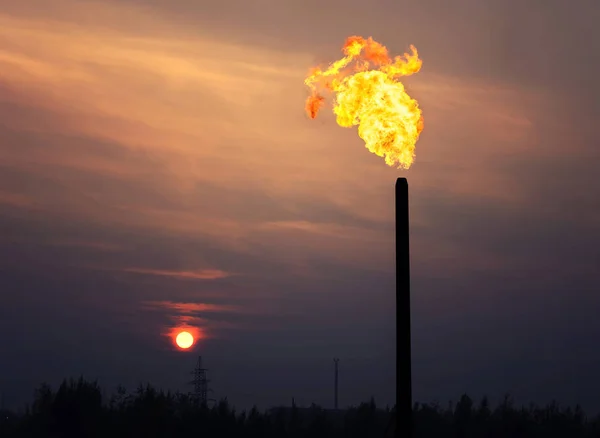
[122, 268, 232, 280]
[143, 300, 244, 345]
[143, 301, 240, 314]
[0, 0, 590, 339]
[49, 239, 127, 252]
[0, 191, 36, 208]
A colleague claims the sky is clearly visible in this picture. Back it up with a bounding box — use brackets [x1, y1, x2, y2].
[1, 0, 599, 412]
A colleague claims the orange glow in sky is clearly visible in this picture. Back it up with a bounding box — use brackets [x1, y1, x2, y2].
[165, 321, 204, 351]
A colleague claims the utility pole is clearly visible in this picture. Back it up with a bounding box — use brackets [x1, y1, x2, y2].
[333, 358, 339, 410]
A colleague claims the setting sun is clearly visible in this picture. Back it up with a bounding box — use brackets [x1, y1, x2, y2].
[175, 331, 194, 349]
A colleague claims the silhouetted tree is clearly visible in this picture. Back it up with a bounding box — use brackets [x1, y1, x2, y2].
[5, 377, 600, 437]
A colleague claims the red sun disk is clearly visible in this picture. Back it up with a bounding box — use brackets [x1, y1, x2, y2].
[175, 331, 194, 349]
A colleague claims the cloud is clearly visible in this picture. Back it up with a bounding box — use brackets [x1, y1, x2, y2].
[142, 300, 246, 344]
[0, 0, 599, 413]
[0, 0, 586, 289]
[122, 268, 231, 280]
[44, 239, 128, 252]
[1, 0, 595, 289]
[143, 301, 240, 314]
[0, 191, 36, 208]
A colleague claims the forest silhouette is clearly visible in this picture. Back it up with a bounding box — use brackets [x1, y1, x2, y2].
[1, 377, 599, 437]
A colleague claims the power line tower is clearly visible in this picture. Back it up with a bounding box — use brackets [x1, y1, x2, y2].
[189, 355, 211, 406]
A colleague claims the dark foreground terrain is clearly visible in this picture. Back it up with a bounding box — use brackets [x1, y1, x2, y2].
[1, 377, 599, 437]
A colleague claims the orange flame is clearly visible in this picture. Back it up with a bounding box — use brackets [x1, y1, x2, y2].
[304, 36, 424, 169]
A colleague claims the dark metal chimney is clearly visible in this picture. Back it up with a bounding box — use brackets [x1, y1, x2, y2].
[396, 177, 412, 437]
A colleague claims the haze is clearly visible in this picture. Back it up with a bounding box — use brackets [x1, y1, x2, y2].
[0, 0, 599, 413]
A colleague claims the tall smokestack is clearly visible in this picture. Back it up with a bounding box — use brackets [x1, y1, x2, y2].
[334, 357, 339, 409]
[396, 177, 412, 437]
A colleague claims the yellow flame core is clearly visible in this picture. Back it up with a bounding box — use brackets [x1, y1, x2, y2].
[304, 36, 424, 169]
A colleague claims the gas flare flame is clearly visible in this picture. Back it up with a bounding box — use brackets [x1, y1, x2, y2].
[304, 36, 424, 169]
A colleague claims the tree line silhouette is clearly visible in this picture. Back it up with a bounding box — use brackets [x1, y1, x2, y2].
[1, 377, 600, 437]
